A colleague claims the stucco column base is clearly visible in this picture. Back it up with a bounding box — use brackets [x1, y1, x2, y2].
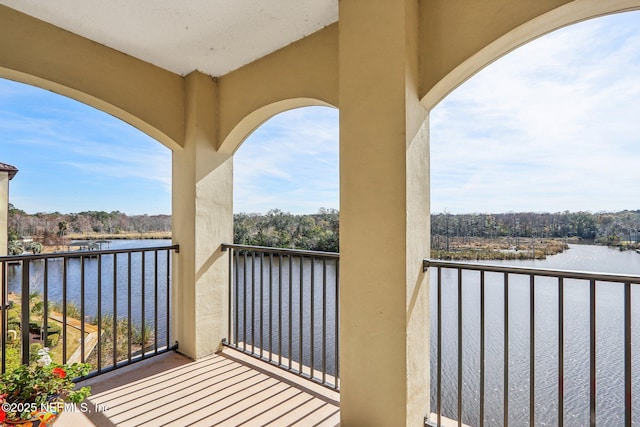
[339, 1, 430, 426]
[172, 71, 232, 359]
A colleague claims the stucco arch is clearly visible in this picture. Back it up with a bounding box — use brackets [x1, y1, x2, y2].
[219, 98, 336, 155]
[0, 69, 183, 152]
[0, 5, 185, 151]
[217, 23, 338, 154]
[420, 0, 640, 109]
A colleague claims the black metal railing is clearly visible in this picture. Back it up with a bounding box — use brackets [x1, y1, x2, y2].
[425, 259, 639, 427]
[0, 245, 178, 376]
[222, 244, 339, 389]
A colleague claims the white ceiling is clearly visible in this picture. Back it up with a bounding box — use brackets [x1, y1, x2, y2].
[1, 0, 338, 77]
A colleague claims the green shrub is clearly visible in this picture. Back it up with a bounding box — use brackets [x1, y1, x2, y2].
[46, 333, 60, 347]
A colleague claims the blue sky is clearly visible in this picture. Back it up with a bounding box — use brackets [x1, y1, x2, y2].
[1, 11, 639, 216]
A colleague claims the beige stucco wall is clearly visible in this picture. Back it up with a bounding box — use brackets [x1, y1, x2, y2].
[338, 1, 429, 425]
[0, 172, 8, 257]
[171, 71, 233, 359]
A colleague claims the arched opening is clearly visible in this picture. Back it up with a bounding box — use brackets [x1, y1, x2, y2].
[225, 105, 340, 387]
[431, 11, 640, 234]
[0, 76, 175, 374]
[428, 11, 640, 426]
[1, 78, 171, 227]
[232, 105, 339, 251]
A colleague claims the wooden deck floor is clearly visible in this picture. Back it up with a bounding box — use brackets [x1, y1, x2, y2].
[57, 348, 340, 426]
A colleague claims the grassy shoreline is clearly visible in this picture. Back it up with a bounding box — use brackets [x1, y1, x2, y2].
[65, 231, 171, 240]
[39, 232, 171, 253]
[432, 236, 575, 261]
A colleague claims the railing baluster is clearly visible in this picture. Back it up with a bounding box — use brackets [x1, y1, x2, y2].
[81, 255, 86, 363]
[1, 261, 7, 374]
[530, 274, 535, 427]
[154, 250, 158, 354]
[141, 251, 146, 359]
[243, 251, 248, 352]
[20, 259, 29, 365]
[559, 277, 564, 427]
[437, 266, 442, 427]
[268, 252, 273, 363]
[480, 270, 485, 427]
[289, 254, 293, 371]
[279, 253, 283, 366]
[322, 258, 327, 385]
[127, 252, 132, 362]
[62, 257, 68, 363]
[299, 255, 304, 374]
[624, 281, 631, 427]
[113, 253, 117, 366]
[311, 257, 315, 379]
[260, 252, 264, 358]
[590, 278, 596, 427]
[97, 254, 102, 372]
[166, 248, 171, 349]
[251, 251, 255, 353]
[504, 272, 509, 427]
[458, 267, 463, 427]
[227, 247, 233, 346]
[43, 259, 49, 359]
[235, 249, 239, 347]
[335, 255, 340, 387]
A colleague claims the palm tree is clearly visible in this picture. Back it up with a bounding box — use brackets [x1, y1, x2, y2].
[8, 240, 23, 255]
[57, 221, 68, 237]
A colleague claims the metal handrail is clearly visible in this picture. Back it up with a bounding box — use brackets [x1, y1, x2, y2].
[426, 257, 636, 427]
[223, 243, 340, 390]
[222, 243, 339, 259]
[1, 245, 179, 375]
[0, 244, 179, 263]
[424, 258, 640, 284]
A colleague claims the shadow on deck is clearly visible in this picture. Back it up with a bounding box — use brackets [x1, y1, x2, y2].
[58, 348, 340, 426]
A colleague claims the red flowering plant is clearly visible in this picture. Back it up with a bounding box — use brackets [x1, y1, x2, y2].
[0, 348, 91, 422]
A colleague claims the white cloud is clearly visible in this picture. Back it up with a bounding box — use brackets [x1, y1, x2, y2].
[0, 78, 172, 214]
[431, 12, 640, 214]
[233, 106, 339, 214]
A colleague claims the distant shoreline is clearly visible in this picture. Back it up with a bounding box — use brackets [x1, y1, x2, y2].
[431, 236, 573, 261]
[65, 231, 171, 240]
[39, 232, 171, 253]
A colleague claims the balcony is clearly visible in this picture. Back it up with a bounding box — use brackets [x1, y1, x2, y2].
[2, 244, 639, 426]
[57, 349, 340, 426]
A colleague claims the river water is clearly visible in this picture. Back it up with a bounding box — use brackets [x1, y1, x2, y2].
[5, 239, 173, 343]
[431, 244, 640, 426]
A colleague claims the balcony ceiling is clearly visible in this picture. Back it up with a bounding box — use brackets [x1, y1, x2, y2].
[0, 0, 338, 77]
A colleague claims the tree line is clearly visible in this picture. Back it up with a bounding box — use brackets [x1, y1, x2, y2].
[431, 210, 640, 250]
[7, 204, 171, 243]
[233, 208, 339, 252]
[9, 204, 640, 254]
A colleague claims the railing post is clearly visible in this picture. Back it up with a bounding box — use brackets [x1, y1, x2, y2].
[1, 261, 7, 373]
[21, 259, 30, 365]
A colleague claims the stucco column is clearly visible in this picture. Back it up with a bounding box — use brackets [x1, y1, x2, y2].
[0, 171, 9, 257]
[339, 1, 430, 426]
[172, 71, 232, 359]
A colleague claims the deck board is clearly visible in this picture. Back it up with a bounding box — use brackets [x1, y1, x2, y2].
[57, 348, 340, 426]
